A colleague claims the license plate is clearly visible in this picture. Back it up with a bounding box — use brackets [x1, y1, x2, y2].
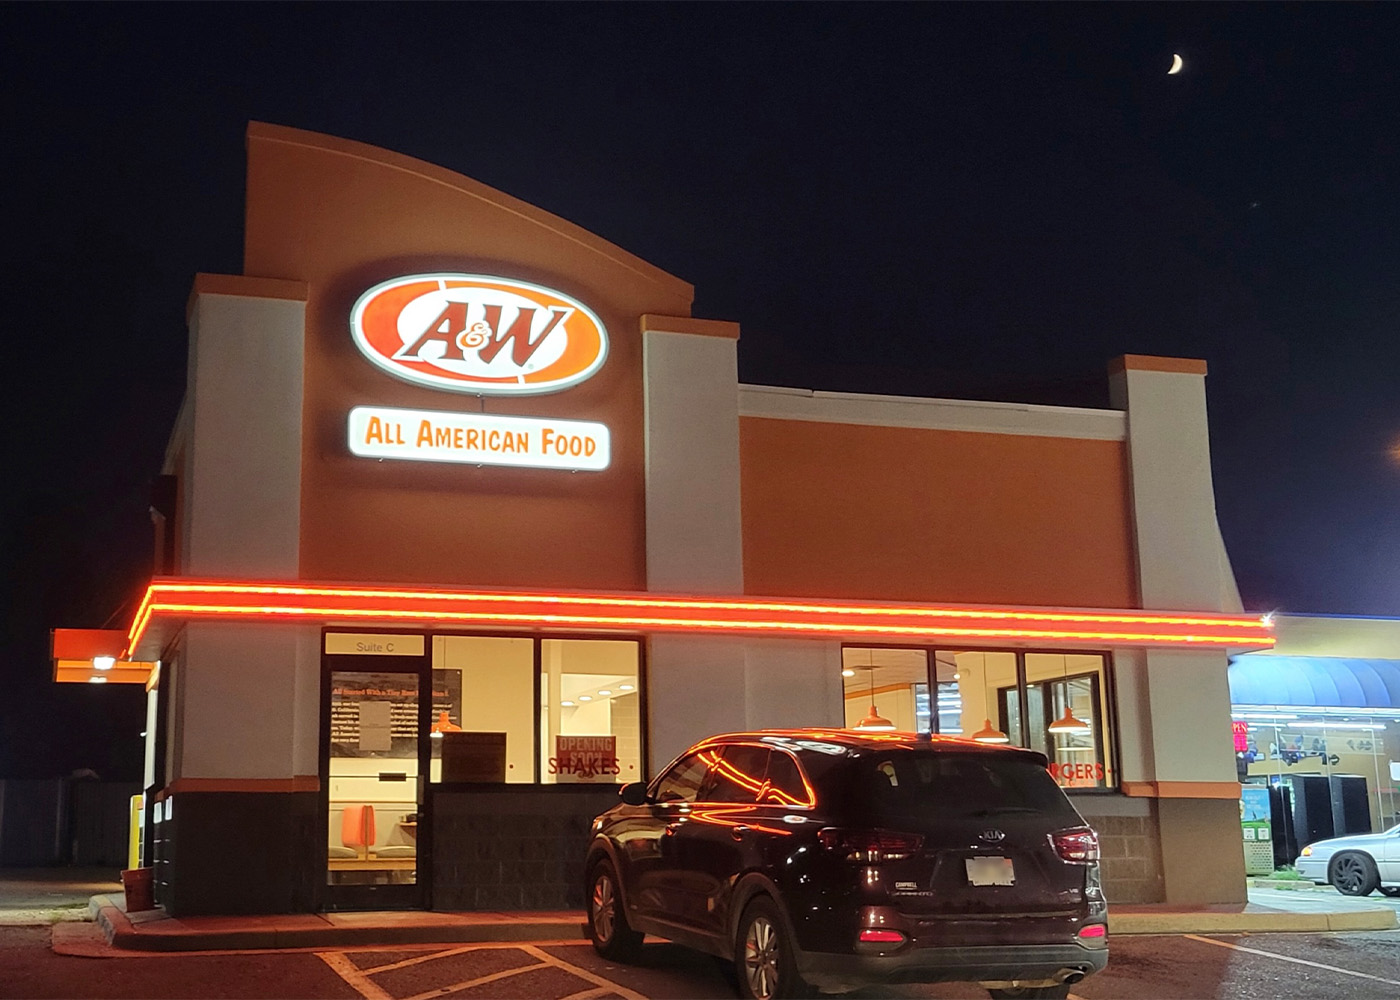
[965, 856, 1015, 886]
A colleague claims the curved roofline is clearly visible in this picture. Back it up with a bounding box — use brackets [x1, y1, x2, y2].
[246, 122, 694, 300]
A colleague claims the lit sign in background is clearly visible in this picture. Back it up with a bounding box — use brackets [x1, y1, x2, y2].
[348, 274, 612, 471]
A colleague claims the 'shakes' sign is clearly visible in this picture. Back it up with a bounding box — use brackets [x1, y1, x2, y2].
[350, 274, 609, 395]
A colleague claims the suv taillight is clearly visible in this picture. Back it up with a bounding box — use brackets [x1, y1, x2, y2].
[818, 828, 924, 862]
[1050, 826, 1099, 863]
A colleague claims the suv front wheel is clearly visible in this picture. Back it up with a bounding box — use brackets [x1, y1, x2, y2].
[586, 858, 643, 961]
[734, 897, 807, 1000]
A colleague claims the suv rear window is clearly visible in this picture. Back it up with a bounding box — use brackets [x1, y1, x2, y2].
[847, 749, 1079, 823]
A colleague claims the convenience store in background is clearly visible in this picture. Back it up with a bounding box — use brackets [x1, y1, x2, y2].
[1230, 614, 1400, 873]
[52, 123, 1272, 916]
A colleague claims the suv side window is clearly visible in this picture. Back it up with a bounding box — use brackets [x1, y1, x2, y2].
[762, 750, 813, 807]
[702, 745, 769, 803]
[653, 752, 711, 803]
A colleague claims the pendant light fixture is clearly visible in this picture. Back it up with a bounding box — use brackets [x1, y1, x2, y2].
[851, 653, 896, 731]
[854, 703, 896, 731]
[430, 709, 462, 739]
[1047, 706, 1091, 735]
[971, 718, 1010, 743]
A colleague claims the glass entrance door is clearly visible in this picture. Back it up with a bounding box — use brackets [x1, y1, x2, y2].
[324, 665, 429, 910]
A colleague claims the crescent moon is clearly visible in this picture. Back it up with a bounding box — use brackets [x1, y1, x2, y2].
[1168, 53, 1184, 75]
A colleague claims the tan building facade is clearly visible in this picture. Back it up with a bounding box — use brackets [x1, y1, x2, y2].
[58, 124, 1272, 915]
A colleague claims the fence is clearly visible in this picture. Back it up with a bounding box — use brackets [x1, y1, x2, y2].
[0, 779, 141, 867]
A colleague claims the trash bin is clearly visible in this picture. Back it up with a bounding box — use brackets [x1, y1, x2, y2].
[120, 867, 155, 912]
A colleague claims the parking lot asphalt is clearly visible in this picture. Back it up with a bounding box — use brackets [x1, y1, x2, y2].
[6, 923, 1400, 999]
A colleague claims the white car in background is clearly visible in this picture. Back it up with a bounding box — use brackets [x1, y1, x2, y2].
[1294, 824, 1400, 897]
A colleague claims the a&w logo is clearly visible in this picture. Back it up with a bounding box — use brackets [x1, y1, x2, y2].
[350, 274, 609, 395]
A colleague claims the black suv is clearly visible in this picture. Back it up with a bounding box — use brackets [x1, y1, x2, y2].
[584, 729, 1108, 999]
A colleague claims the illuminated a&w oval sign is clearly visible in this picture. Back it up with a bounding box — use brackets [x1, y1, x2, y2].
[350, 274, 609, 395]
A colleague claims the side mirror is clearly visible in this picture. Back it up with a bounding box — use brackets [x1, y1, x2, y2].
[619, 782, 649, 806]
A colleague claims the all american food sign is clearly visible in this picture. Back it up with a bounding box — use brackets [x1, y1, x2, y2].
[348, 274, 610, 471]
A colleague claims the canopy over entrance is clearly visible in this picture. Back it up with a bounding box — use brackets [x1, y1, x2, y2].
[1230, 655, 1400, 710]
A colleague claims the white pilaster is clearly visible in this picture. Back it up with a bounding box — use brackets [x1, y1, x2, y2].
[176, 623, 318, 780]
[184, 278, 306, 578]
[641, 317, 744, 594]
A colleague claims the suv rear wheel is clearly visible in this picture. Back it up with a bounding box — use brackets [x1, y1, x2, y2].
[734, 897, 807, 1000]
[586, 859, 643, 961]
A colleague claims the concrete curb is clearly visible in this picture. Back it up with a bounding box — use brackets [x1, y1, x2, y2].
[1247, 878, 1324, 891]
[1109, 907, 1397, 935]
[91, 894, 1397, 952]
[91, 895, 587, 953]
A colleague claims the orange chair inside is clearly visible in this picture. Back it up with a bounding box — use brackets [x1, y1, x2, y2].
[340, 803, 376, 856]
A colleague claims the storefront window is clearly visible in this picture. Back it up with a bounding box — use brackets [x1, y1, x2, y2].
[539, 638, 642, 785]
[351, 634, 643, 788]
[841, 646, 1115, 791]
[430, 636, 536, 783]
[1023, 653, 1113, 790]
[1235, 711, 1400, 835]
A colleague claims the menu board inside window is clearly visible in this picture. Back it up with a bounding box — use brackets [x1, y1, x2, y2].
[330, 670, 461, 756]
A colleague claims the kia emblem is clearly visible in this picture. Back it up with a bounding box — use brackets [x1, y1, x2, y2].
[980, 829, 1006, 843]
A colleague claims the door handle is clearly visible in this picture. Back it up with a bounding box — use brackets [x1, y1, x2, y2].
[731, 825, 751, 840]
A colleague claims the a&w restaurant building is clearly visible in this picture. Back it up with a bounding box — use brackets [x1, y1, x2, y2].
[52, 123, 1272, 916]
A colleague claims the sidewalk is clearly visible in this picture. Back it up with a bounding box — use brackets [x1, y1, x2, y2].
[0, 868, 121, 926]
[1110, 886, 1398, 935]
[84, 886, 1397, 953]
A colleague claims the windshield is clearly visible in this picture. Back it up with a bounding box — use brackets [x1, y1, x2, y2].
[841, 749, 1081, 824]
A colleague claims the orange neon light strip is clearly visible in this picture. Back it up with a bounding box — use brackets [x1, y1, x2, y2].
[124, 579, 1274, 656]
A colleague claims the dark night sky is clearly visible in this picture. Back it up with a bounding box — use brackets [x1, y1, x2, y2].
[3, 4, 1399, 778]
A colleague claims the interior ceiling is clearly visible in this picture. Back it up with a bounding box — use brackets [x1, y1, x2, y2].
[560, 673, 634, 701]
[842, 647, 928, 686]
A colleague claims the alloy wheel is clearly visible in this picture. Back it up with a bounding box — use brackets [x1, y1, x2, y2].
[1335, 856, 1364, 893]
[592, 872, 615, 943]
[743, 915, 781, 999]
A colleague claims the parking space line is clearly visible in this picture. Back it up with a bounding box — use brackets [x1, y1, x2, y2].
[359, 945, 489, 976]
[521, 944, 651, 1000]
[317, 952, 393, 1000]
[1182, 934, 1400, 987]
[558, 988, 617, 1000]
[401, 961, 550, 1000]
